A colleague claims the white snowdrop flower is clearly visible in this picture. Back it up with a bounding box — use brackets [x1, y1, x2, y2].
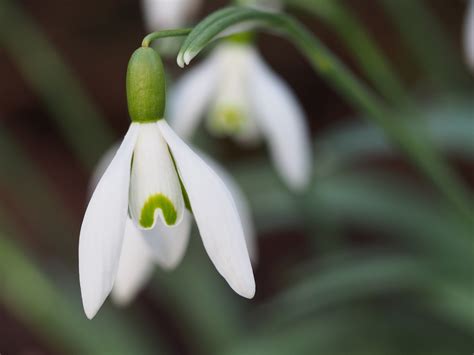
[88, 143, 257, 306]
[142, 0, 202, 30]
[79, 47, 255, 319]
[465, 0, 474, 71]
[170, 40, 312, 191]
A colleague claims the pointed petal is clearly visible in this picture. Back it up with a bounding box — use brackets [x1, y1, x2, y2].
[197, 151, 257, 263]
[129, 123, 185, 229]
[111, 218, 155, 306]
[247, 50, 312, 191]
[143, 210, 192, 270]
[168, 56, 218, 139]
[158, 120, 255, 298]
[79, 124, 139, 319]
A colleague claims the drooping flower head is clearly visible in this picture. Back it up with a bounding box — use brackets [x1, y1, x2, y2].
[170, 35, 312, 191]
[79, 46, 255, 319]
[89, 143, 257, 306]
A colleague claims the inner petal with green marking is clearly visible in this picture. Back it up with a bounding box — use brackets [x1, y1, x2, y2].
[129, 122, 185, 229]
[139, 193, 177, 228]
[209, 104, 248, 136]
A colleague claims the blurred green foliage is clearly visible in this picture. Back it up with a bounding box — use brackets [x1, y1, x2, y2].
[0, 0, 472, 354]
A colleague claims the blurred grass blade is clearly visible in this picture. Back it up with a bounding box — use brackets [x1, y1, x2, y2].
[315, 103, 474, 175]
[429, 281, 474, 334]
[0, 0, 114, 168]
[0, 232, 162, 355]
[379, 0, 470, 92]
[424, 99, 474, 158]
[226, 315, 366, 355]
[227, 306, 472, 355]
[178, 6, 472, 222]
[0, 125, 77, 253]
[259, 252, 423, 325]
[232, 166, 473, 277]
[285, 0, 409, 107]
[308, 171, 473, 281]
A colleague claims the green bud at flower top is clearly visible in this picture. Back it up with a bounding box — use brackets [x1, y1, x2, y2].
[126, 47, 166, 123]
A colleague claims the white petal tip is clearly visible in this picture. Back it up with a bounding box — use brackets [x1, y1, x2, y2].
[83, 302, 100, 320]
[177, 55, 185, 68]
[227, 271, 256, 299]
[80, 279, 109, 320]
[235, 282, 256, 299]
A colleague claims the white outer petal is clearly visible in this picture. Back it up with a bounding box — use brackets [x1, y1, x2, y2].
[247, 49, 312, 191]
[143, 210, 192, 270]
[168, 56, 218, 139]
[79, 123, 139, 319]
[142, 0, 202, 30]
[465, 0, 474, 72]
[89, 144, 119, 196]
[111, 218, 155, 306]
[158, 120, 255, 298]
[197, 151, 257, 264]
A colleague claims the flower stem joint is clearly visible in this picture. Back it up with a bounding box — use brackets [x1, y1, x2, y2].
[126, 47, 166, 123]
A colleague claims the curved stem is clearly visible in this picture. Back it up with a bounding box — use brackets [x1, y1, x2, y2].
[286, 0, 409, 108]
[276, 15, 472, 220]
[142, 28, 192, 47]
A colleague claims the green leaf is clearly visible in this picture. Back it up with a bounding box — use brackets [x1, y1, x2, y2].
[177, 7, 283, 67]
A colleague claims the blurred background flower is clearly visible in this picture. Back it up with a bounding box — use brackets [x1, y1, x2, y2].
[169, 39, 312, 191]
[0, 0, 472, 354]
[142, 0, 202, 55]
[465, 0, 474, 71]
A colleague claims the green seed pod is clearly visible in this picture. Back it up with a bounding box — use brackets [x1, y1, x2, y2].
[126, 47, 166, 123]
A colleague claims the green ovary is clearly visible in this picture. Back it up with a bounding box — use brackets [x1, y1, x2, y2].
[139, 193, 177, 228]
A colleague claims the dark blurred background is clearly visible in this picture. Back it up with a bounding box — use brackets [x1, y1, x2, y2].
[0, 0, 472, 354]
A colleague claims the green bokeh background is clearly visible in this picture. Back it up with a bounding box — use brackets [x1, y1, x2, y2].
[0, 0, 472, 354]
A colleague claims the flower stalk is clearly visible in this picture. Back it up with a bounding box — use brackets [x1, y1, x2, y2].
[141, 28, 192, 48]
